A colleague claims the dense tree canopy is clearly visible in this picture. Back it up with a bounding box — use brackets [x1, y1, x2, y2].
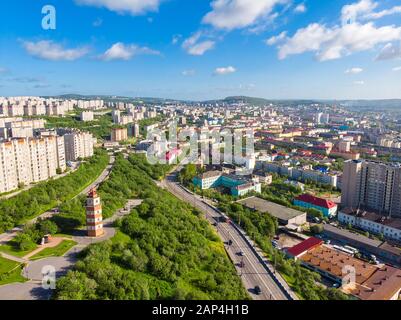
[54, 154, 248, 300]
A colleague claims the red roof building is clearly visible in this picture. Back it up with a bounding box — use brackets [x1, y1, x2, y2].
[286, 237, 323, 258]
[295, 194, 337, 209]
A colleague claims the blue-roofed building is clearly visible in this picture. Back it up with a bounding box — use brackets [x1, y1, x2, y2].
[193, 171, 261, 197]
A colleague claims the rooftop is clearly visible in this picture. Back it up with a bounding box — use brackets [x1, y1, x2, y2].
[341, 208, 401, 231]
[238, 196, 306, 222]
[287, 237, 323, 257]
[295, 194, 337, 209]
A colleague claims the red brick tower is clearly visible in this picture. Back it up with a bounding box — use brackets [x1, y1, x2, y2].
[86, 188, 104, 237]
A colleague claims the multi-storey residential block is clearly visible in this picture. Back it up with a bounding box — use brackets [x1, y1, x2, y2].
[64, 131, 94, 162]
[0, 136, 66, 193]
[341, 160, 401, 218]
[111, 127, 128, 142]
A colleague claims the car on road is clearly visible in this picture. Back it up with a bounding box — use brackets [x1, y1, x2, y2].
[238, 251, 244, 257]
[239, 261, 245, 268]
[227, 240, 233, 246]
[254, 286, 262, 295]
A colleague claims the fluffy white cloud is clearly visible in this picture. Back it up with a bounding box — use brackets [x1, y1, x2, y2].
[202, 0, 285, 31]
[294, 3, 306, 14]
[182, 32, 215, 56]
[74, 0, 161, 15]
[214, 66, 236, 75]
[376, 43, 401, 61]
[22, 40, 89, 61]
[393, 66, 401, 71]
[341, 0, 377, 24]
[100, 42, 160, 61]
[345, 67, 363, 74]
[354, 80, 365, 85]
[274, 22, 401, 61]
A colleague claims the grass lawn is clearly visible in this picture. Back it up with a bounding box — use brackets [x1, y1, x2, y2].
[30, 240, 77, 261]
[0, 241, 38, 258]
[0, 256, 27, 285]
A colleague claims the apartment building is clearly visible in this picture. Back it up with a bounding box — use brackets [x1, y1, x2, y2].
[341, 160, 401, 218]
[111, 127, 128, 142]
[64, 131, 94, 161]
[0, 136, 66, 193]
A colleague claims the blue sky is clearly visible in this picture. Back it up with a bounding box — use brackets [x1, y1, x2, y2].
[1, 0, 401, 100]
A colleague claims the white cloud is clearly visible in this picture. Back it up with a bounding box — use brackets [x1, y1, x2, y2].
[294, 3, 306, 14]
[100, 42, 160, 61]
[364, 5, 401, 20]
[341, 0, 377, 24]
[345, 67, 363, 74]
[74, 0, 161, 15]
[214, 66, 236, 75]
[266, 31, 287, 45]
[202, 0, 285, 31]
[182, 32, 215, 56]
[393, 66, 401, 71]
[354, 80, 365, 85]
[182, 69, 196, 76]
[21, 40, 89, 61]
[376, 42, 401, 61]
[274, 22, 401, 61]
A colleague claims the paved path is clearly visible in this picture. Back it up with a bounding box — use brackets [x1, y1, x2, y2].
[0, 155, 115, 246]
[161, 169, 297, 301]
[0, 199, 142, 300]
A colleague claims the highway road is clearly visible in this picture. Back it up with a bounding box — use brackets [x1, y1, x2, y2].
[161, 171, 295, 301]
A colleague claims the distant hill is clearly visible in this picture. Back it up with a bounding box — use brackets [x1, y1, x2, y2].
[44, 94, 401, 110]
[338, 99, 401, 110]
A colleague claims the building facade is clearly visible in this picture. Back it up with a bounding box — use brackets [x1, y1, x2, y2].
[294, 194, 338, 218]
[341, 160, 401, 218]
[64, 131, 94, 161]
[0, 136, 66, 193]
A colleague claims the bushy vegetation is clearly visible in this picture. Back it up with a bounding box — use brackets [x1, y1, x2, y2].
[41, 113, 114, 140]
[54, 154, 248, 300]
[0, 149, 109, 233]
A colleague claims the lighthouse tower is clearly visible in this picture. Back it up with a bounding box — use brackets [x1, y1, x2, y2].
[86, 188, 104, 237]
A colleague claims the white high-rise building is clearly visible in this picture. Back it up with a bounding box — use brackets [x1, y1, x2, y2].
[64, 132, 94, 161]
[0, 136, 66, 193]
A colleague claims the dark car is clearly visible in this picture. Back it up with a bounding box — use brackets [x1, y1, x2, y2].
[254, 286, 262, 295]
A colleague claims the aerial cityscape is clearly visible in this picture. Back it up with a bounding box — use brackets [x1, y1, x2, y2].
[1, 0, 401, 307]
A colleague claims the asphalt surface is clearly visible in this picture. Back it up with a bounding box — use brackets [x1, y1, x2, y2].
[0, 199, 142, 300]
[161, 172, 293, 301]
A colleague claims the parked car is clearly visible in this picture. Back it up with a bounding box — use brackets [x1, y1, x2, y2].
[254, 286, 262, 295]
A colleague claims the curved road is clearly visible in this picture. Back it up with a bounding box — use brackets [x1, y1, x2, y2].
[0, 199, 141, 300]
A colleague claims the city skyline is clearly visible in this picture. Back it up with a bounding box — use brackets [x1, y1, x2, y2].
[1, 0, 401, 100]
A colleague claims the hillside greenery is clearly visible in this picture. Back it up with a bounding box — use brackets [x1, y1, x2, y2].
[0, 149, 109, 233]
[54, 154, 248, 300]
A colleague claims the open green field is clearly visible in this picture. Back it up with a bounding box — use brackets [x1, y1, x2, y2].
[0, 241, 38, 258]
[30, 240, 77, 261]
[0, 256, 26, 285]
